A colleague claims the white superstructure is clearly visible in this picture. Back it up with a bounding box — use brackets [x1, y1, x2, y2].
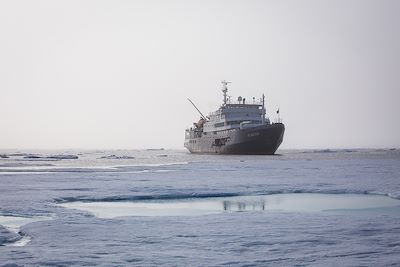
[201, 81, 270, 133]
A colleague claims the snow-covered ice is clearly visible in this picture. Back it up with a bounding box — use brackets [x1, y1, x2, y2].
[0, 149, 400, 266]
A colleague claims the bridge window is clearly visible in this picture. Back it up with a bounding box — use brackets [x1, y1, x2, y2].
[214, 122, 224, 127]
[227, 121, 242, 125]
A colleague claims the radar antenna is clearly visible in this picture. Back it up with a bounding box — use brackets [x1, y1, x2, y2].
[221, 80, 231, 105]
[187, 98, 207, 120]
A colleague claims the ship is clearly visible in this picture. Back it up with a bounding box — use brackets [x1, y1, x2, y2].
[184, 81, 285, 155]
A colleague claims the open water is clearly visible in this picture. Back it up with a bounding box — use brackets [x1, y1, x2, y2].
[0, 149, 400, 266]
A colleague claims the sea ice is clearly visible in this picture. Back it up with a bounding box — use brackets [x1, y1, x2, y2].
[0, 215, 51, 246]
[100, 155, 135, 159]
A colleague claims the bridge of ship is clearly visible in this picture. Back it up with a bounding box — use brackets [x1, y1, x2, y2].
[203, 104, 270, 133]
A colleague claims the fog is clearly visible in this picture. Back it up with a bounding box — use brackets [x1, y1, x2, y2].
[1, 0, 399, 149]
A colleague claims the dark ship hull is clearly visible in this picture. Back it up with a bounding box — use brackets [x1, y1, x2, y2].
[185, 123, 285, 155]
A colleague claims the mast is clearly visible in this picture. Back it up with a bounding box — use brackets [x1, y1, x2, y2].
[221, 80, 231, 105]
[262, 93, 266, 124]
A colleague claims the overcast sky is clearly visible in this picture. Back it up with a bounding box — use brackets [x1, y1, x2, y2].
[1, 0, 399, 150]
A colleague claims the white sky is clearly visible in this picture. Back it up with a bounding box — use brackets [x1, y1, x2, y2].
[1, 0, 399, 149]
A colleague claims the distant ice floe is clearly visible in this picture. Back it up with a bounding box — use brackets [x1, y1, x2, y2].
[0, 215, 51, 247]
[301, 149, 357, 154]
[298, 148, 400, 154]
[0, 162, 54, 168]
[23, 154, 78, 160]
[99, 155, 135, 160]
[138, 161, 189, 167]
[58, 193, 400, 218]
[0, 153, 79, 160]
[4, 153, 32, 157]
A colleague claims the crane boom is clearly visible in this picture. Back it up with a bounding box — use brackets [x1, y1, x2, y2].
[187, 98, 207, 120]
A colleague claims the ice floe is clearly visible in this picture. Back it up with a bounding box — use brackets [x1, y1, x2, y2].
[99, 155, 135, 159]
[23, 154, 78, 160]
[0, 215, 52, 246]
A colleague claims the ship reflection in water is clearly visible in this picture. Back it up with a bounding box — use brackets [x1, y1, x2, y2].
[59, 193, 400, 218]
[223, 200, 265, 211]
